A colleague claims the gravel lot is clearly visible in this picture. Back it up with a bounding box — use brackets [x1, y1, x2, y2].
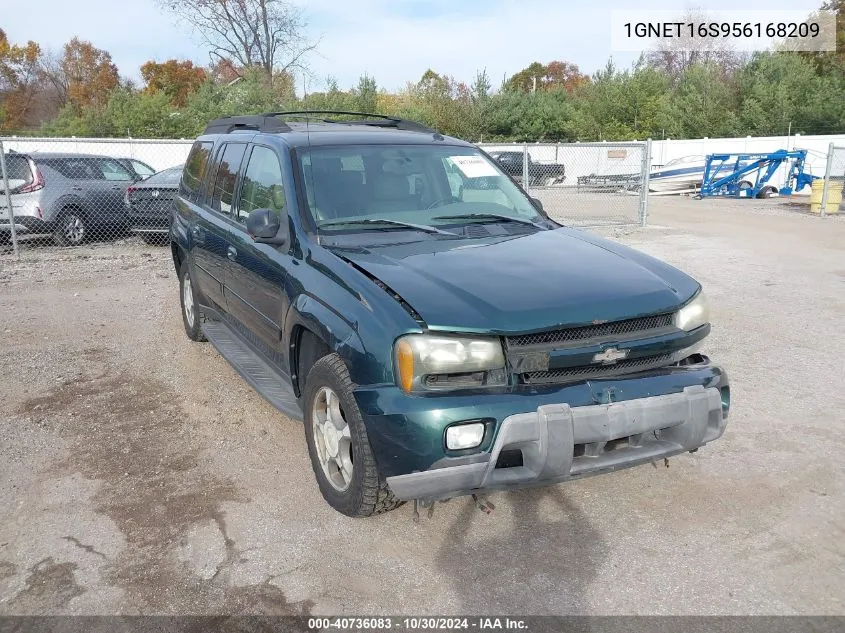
[0, 196, 843, 616]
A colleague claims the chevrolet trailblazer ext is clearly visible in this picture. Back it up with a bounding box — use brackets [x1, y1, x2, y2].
[170, 111, 730, 518]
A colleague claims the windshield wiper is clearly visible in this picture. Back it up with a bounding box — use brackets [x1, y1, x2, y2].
[319, 218, 455, 235]
[431, 213, 547, 229]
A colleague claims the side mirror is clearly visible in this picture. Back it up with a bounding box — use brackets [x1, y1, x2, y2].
[531, 197, 544, 212]
[246, 208, 287, 245]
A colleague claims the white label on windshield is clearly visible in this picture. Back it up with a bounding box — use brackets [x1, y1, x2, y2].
[449, 155, 498, 178]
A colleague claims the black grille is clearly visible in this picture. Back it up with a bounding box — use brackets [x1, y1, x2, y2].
[520, 353, 674, 385]
[507, 313, 674, 349]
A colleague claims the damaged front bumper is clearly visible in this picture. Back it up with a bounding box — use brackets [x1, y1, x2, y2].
[385, 384, 727, 502]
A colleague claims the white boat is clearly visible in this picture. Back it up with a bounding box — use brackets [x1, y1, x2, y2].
[649, 155, 708, 192]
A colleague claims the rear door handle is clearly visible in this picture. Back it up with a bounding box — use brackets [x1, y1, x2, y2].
[71, 186, 83, 191]
[110, 185, 123, 190]
[227, 246, 237, 261]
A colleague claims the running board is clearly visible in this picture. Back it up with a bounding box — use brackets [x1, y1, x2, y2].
[201, 319, 303, 421]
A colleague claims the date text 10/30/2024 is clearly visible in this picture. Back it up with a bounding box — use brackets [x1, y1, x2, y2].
[307, 617, 529, 630]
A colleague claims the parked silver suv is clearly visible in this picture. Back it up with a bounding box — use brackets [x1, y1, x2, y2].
[1, 152, 140, 246]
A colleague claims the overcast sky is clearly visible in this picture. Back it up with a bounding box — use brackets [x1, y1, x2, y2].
[2, 0, 825, 93]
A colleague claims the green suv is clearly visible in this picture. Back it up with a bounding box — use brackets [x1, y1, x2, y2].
[170, 111, 730, 517]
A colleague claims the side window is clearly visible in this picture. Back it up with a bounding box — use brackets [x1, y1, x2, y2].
[181, 141, 213, 199]
[236, 146, 285, 223]
[209, 143, 247, 216]
[51, 159, 101, 180]
[98, 158, 134, 181]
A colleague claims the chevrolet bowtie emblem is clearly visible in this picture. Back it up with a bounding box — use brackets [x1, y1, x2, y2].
[593, 347, 628, 365]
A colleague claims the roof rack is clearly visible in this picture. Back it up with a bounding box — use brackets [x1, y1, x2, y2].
[203, 110, 437, 135]
[203, 115, 292, 135]
[263, 111, 436, 134]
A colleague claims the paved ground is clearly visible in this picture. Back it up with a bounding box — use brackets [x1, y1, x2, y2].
[0, 197, 843, 616]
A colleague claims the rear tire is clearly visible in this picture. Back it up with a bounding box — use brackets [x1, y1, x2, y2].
[179, 259, 205, 342]
[52, 210, 87, 247]
[303, 354, 402, 517]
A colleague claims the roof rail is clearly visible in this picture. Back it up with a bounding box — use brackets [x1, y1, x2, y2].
[203, 115, 292, 135]
[204, 111, 437, 135]
[267, 110, 436, 134]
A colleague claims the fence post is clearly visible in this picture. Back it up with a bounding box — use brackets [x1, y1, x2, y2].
[820, 141, 834, 218]
[638, 139, 652, 227]
[522, 143, 530, 194]
[0, 140, 20, 258]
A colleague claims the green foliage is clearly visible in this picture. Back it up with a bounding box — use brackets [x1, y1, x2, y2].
[22, 47, 845, 140]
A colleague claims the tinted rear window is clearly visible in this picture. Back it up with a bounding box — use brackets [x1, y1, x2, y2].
[40, 158, 102, 180]
[145, 166, 183, 185]
[181, 141, 213, 197]
[209, 143, 247, 215]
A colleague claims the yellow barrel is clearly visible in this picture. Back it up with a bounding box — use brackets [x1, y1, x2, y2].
[810, 179, 843, 214]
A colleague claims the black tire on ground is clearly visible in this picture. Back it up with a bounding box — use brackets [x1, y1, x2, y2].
[756, 186, 777, 199]
[140, 233, 168, 246]
[303, 354, 402, 517]
[52, 210, 87, 247]
[179, 258, 206, 342]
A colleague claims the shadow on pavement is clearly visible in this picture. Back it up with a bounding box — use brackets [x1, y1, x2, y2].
[435, 486, 603, 614]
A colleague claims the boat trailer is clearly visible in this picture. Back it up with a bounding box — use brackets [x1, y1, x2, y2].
[698, 149, 816, 199]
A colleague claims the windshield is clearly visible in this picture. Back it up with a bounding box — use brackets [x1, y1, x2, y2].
[145, 166, 183, 185]
[297, 145, 544, 232]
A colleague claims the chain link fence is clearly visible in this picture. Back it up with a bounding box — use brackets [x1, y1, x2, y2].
[0, 138, 192, 260]
[478, 141, 651, 228]
[819, 143, 845, 217]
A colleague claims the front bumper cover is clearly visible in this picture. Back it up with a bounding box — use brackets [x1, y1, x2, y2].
[386, 384, 726, 501]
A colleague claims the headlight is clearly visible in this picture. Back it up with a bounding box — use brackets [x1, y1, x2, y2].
[395, 334, 506, 392]
[674, 291, 710, 331]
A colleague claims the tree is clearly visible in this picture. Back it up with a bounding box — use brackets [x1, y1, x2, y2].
[470, 69, 491, 101]
[645, 10, 746, 84]
[0, 29, 42, 131]
[141, 59, 207, 106]
[737, 52, 844, 135]
[42, 37, 119, 110]
[159, 0, 317, 81]
[354, 73, 377, 113]
[504, 61, 588, 93]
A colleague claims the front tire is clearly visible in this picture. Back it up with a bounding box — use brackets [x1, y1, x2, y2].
[179, 259, 205, 342]
[52, 211, 87, 247]
[304, 354, 401, 517]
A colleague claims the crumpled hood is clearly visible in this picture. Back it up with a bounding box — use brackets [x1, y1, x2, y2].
[332, 227, 700, 333]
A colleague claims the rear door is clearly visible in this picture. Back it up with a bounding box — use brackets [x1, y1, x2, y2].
[49, 158, 106, 224]
[191, 141, 248, 312]
[95, 157, 135, 222]
[224, 144, 291, 358]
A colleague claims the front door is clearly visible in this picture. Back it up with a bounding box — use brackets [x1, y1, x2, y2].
[224, 144, 291, 362]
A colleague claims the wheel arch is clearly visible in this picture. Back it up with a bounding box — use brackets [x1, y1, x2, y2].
[285, 295, 371, 397]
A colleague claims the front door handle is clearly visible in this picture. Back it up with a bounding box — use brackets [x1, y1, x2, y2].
[71, 186, 83, 191]
[111, 185, 123, 190]
[227, 246, 237, 261]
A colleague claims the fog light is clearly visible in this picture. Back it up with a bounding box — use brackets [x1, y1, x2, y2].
[445, 422, 485, 450]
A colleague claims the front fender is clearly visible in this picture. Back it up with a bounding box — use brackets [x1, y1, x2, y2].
[285, 294, 378, 389]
